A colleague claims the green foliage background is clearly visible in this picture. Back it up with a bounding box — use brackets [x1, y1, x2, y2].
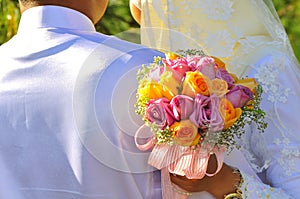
[0, 0, 299, 60]
[0, 0, 20, 43]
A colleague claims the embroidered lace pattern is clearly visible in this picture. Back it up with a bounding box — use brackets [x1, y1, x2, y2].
[197, 0, 234, 21]
[141, 0, 300, 197]
[240, 171, 293, 198]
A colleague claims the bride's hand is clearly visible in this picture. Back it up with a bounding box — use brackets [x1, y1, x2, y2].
[170, 155, 241, 199]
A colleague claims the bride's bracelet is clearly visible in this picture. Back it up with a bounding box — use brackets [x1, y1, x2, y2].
[224, 169, 244, 199]
[172, 184, 193, 196]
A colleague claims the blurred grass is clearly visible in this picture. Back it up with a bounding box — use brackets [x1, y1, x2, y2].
[273, 0, 300, 61]
[0, 0, 299, 61]
[0, 0, 20, 44]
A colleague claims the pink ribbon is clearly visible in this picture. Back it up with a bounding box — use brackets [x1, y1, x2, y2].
[161, 167, 189, 199]
[160, 146, 225, 199]
[206, 147, 225, 177]
[134, 124, 156, 151]
[135, 126, 226, 198]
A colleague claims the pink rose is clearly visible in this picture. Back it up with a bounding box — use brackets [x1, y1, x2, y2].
[170, 95, 194, 120]
[226, 85, 254, 108]
[171, 120, 199, 146]
[147, 65, 164, 82]
[215, 68, 234, 87]
[195, 56, 217, 79]
[163, 57, 191, 77]
[189, 94, 224, 132]
[146, 98, 176, 128]
[186, 55, 203, 71]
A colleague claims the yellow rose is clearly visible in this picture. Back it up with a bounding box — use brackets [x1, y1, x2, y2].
[166, 52, 179, 60]
[218, 98, 242, 129]
[138, 80, 174, 100]
[159, 71, 181, 96]
[190, 133, 201, 146]
[210, 78, 228, 97]
[182, 71, 211, 98]
[171, 120, 199, 146]
[236, 78, 258, 92]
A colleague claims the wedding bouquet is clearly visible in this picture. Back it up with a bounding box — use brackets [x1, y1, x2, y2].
[134, 49, 267, 180]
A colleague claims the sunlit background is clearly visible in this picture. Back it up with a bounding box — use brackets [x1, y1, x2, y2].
[1, 0, 300, 60]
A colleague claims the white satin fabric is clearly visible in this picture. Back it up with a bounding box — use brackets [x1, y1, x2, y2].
[0, 6, 164, 199]
[137, 0, 300, 198]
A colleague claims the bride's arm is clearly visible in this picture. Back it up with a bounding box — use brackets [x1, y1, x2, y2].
[170, 157, 242, 199]
[171, 164, 295, 199]
[129, 0, 141, 24]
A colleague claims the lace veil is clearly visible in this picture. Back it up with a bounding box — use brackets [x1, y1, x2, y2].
[258, 0, 300, 71]
[131, 0, 300, 177]
[132, 0, 300, 69]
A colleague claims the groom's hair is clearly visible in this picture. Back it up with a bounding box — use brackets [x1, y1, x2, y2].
[19, 0, 42, 3]
[19, 0, 66, 6]
[19, 0, 44, 6]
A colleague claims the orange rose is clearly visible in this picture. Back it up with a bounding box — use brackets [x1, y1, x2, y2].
[210, 78, 228, 97]
[245, 100, 255, 110]
[236, 78, 258, 92]
[218, 98, 242, 129]
[138, 80, 174, 100]
[171, 120, 199, 146]
[182, 71, 210, 98]
[211, 56, 226, 69]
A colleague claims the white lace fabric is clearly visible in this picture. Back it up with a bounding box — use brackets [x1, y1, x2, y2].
[138, 0, 300, 198]
[240, 170, 293, 199]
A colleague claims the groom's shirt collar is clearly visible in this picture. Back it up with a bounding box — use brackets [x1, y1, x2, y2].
[18, 5, 96, 34]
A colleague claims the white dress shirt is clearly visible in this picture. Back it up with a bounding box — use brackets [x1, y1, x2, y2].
[0, 6, 163, 199]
